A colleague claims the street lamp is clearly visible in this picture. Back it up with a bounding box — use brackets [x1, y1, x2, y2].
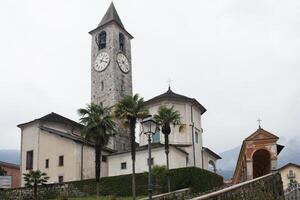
[141, 116, 158, 200]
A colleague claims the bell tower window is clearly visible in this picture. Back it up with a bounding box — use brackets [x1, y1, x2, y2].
[96, 31, 106, 49]
[119, 33, 125, 51]
[101, 81, 104, 91]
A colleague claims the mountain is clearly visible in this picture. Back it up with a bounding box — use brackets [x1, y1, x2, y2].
[0, 149, 20, 165]
[217, 136, 300, 180]
[217, 145, 241, 180]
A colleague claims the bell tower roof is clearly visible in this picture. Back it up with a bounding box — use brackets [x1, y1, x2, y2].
[98, 2, 124, 29]
[89, 2, 133, 38]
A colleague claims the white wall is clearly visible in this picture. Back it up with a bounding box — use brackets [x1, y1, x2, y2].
[20, 124, 39, 186]
[139, 100, 203, 169]
[202, 150, 219, 172]
[38, 129, 79, 184]
[107, 146, 187, 176]
[20, 121, 109, 186]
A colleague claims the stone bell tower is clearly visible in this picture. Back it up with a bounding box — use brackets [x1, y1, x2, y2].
[89, 3, 133, 151]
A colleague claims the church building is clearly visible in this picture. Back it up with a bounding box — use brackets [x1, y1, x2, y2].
[18, 3, 221, 186]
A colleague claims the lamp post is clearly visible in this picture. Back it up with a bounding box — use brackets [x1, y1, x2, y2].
[141, 116, 158, 200]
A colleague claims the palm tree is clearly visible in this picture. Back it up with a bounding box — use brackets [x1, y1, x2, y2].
[23, 170, 49, 200]
[152, 165, 168, 194]
[114, 94, 149, 200]
[154, 105, 182, 192]
[78, 103, 116, 200]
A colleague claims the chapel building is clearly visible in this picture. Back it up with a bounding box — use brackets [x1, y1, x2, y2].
[232, 126, 284, 184]
[18, 3, 221, 186]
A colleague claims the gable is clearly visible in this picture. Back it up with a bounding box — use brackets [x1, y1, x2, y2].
[245, 128, 279, 141]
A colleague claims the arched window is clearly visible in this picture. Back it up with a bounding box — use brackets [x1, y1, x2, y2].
[208, 160, 217, 173]
[119, 33, 125, 51]
[96, 31, 106, 49]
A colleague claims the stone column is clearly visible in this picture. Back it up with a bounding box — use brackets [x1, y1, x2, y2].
[246, 161, 253, 180]
[271, 159, 277, 171]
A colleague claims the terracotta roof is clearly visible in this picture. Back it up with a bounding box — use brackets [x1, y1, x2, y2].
[17, 112, 83, 129]
[245, 127, 279, 141]
[145, 87, 207, 114]
[0, 161, 20, 169]
[203, 147, 222, 160]
[277, 163, 300, 171]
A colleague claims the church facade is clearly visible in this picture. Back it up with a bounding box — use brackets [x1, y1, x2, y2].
[18, 3, 221, 186]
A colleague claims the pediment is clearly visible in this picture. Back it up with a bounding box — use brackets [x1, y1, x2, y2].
[245, 128, 279, 141]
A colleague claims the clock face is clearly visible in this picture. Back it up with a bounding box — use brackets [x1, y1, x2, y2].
[117, 53, 130, 73]
[94, 52, 110, 72]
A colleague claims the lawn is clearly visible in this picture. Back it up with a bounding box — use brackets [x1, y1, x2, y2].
[54, 196, 145, 200]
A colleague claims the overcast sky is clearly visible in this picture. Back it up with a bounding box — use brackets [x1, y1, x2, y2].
[0, 0, 299, 153]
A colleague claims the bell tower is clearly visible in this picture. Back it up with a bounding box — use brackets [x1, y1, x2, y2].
[89, 3, 133, 151]
[89, 2, 133, 108]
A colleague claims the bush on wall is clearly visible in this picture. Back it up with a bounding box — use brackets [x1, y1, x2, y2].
[1, 167, 223, 199]
[73, 167, 223, 196]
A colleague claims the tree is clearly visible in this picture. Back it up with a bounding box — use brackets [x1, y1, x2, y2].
[152, 165, 168, 194]
[0, 167, 6, 176]
[154, 105, 182, 192]
[114, 94, 149, 200]
[23, 170, 49, 200]
[78, 103, 116, 200]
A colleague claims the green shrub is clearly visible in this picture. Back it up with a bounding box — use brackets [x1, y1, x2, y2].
[71, 167, 223, 197]
[1, 167, 223, 199]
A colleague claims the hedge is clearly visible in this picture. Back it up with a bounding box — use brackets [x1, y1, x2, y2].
[0, 167, 223, 199]
[66, 167, 223, 196]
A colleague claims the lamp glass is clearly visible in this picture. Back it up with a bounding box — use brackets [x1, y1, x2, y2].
[141, 117, 157, 135]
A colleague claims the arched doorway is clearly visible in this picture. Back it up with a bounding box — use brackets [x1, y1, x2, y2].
[252, 149, 271, 178]
[208, 160, 217, 173]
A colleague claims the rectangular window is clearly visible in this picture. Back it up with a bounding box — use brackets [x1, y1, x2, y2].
[26, 150, 33, 170]
[59, 155, 64, 166]
[45, 159, 49, 169]
[58, 176, 64, 184]
[121, 162, 127, 170]
[147, 158, 154, 166]
[152, 131, 160, 143]
[102, 155, 107, 162]
[195, 132, 199, 144]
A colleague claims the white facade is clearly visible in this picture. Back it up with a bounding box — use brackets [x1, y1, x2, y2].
[140, 98, 204, 169]
[19, 115, 111, 186]
[108, 145, 188, 176]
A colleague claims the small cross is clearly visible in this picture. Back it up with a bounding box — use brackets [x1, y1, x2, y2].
[257, 118, 262, 128]
[167, 79, 173, 90]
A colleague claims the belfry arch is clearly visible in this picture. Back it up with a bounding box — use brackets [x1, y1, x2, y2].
[252, 149, 271, 178]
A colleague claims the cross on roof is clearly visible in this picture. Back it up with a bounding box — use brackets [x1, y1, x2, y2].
[167, 79, 173, 90]
[257, 118, 262, 128]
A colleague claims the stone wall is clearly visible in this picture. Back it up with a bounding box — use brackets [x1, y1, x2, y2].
[285, 188, 300, 200]
[139, 188, 191, 200]
[191, 173, 285, 200]
[0, 182, 86, 200]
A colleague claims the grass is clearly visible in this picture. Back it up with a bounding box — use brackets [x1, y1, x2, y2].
[54, 196, 145, 200]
